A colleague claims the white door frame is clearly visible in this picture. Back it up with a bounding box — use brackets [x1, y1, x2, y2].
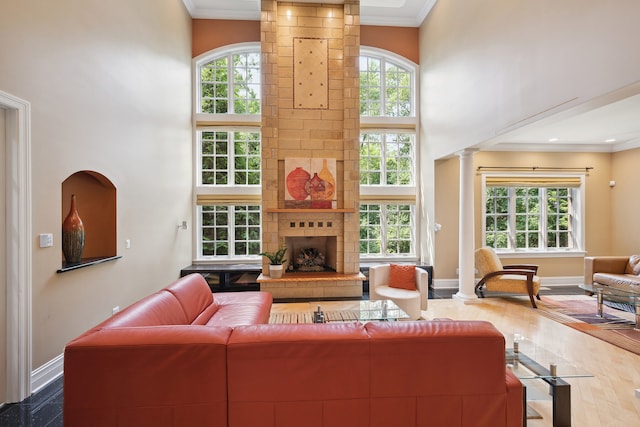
[1, 90, 32, 403]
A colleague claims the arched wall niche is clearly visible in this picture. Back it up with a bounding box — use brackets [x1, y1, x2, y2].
[61, 171, 117, 270]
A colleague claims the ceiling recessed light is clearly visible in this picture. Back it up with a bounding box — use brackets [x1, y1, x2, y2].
[548, 138, 559, 142]
[605, 138, 616, 143]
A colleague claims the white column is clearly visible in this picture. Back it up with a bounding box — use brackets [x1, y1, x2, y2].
[454, 148, 479, 302]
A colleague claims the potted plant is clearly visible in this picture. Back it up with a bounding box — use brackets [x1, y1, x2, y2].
[260, 246, 287, 279]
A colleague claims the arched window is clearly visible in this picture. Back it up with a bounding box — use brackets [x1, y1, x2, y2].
[192, 44, 421, 262]
[359, 48, 419, 260]
[194, 43, 262, 260]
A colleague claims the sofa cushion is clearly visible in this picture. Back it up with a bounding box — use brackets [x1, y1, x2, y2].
[205, 292, 272, 327]
[625, 255, 640, 275]
[388, 264, 416, 290]
[485, 274, 541, 294]
[593, 272, 640, 292]
[165, 273, 215, 323]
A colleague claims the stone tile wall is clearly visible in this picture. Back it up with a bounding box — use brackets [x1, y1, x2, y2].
[260, 0, 361, 288]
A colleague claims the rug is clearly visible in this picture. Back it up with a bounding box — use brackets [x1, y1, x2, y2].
[514, 295, 640, 356]
[269, 310, 362, 324]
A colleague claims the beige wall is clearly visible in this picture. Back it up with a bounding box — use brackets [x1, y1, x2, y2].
[421, 0, 640, 282]
[1, 108, 6, 403]
[434, 151, 619, 280]
[420, 0, 640, 159]
[611, 147, 640, 254]
[0, 0, 192, 371]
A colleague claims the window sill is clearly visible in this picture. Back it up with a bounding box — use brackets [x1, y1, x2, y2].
[493, 251, 586, 259]
[57, 255, 122, 273]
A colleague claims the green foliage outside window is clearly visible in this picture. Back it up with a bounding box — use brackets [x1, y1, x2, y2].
[359, 56, 412, 117]
[201, 205, 261, 257]
[360, 133, 414, 186]
[360, 204, 414, 256]
[485, 185, 573, 251]
[200, 52, 260, 115]
[201, 131, 260, 186]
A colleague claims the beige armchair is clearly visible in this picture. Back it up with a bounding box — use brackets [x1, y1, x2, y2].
[474, 247, 541, 308]
[369, 264, 429, 319]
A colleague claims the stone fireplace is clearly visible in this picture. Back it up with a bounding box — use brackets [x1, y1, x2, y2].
[258, 0, 364, 298]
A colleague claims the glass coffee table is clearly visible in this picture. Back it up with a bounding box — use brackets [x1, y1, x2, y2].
[506, 335, 592, 427]
[579, 283, 640, 330]
[311, 299, 410, 323]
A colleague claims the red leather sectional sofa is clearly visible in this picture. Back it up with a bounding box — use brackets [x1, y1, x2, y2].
[64, 273, 523, 427]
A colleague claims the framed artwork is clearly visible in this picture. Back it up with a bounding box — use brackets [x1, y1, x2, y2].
[284, 158, 336, 208]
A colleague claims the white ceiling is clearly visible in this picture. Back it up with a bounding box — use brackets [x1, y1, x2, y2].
[182, 0, 437, 27]
[182, 0, 640, 153]
[483, 88, 640, 153]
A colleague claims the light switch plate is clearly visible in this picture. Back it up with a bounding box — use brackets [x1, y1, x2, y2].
[39, 233, 53, 248]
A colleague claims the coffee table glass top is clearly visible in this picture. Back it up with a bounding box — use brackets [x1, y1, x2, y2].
[580, 282, 640, 302]
[506, 336, 592, 426]
[507, 336, 592, 380]
[310, 299, 410, 322]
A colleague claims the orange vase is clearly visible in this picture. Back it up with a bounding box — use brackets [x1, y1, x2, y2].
[318, 159, 335, 200]
[286, 167, 311, 200]
[62, 194, 85, 263]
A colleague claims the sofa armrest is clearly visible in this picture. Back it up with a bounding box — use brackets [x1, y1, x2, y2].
[584, 256, 629, 284]
[416, 267, 429, 310]
[505, 369, 525, 427]
[64, 326, 232, 427]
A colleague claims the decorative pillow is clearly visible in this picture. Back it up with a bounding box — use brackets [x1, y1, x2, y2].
[625, 255, 640, 275]
[388, 264, 416, 290]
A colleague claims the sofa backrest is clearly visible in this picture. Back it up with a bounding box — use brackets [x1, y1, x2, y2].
[225, 320, 522, 427]
[366, 320, 514, 426]
[226, 322, 371, 426]
[96, 273, 216, 329]
[165, 273, 217, 323]
[99, 290, 190, 328]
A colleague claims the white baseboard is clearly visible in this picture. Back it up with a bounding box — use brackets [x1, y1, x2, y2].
[31, 353, 64, 394]
[433, 276, 583, 289]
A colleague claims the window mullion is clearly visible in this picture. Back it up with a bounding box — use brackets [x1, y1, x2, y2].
[228, 131, 235, 185]
[540, 190, 548, 250]
[380, 135, 387, 186]
[228, 206, 236, 257]
[379, 58, 386, 117]
[227, 54, 234, 115]
[380, 205, 387, 254]
[508, 188, 516, 250]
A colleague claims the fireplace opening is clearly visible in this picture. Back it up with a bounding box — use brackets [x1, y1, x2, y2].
[285, 236, 337, 272]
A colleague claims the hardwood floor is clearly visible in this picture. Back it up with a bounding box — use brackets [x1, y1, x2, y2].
[272, 294, 640, 426]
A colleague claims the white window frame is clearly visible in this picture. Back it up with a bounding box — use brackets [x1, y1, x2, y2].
[481, 174, 586, 258]
[193, 43, 263, 261]
[194, 42, 262, 125]
[359, 47, 420, 262]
